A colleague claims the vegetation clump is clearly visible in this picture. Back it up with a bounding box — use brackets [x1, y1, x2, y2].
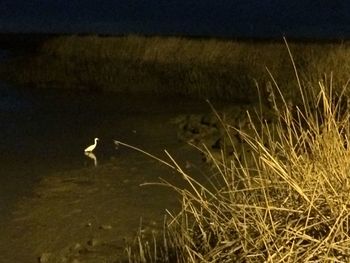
[126, 53, 350, 261]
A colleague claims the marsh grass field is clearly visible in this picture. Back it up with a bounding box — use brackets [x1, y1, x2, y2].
[2, 35, 350, 103]
[3, 35, 350, 262]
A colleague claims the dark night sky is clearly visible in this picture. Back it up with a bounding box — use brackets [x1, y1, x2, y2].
[0, 0, 349, 38]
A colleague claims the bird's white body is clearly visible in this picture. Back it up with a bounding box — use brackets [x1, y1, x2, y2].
[84, 138, 99, 152]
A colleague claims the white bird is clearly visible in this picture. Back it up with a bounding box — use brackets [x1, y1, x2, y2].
[84, 138, 99, 152]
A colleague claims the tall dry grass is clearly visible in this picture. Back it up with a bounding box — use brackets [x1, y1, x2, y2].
[2, 35, 350, 102]
[124, 45, 350, 262]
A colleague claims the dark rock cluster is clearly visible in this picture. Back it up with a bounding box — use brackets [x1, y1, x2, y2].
[174, 104, 277, 167]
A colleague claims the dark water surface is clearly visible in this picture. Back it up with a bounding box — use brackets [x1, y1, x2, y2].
[0, 82, 211, 223]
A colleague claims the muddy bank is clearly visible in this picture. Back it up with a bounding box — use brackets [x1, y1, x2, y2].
[0, 111, 210, 263]
[0, 96, 271, 262]
[0, 145, 207, 263]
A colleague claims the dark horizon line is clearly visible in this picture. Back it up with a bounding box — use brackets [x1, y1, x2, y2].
[0, 30, 349, 51]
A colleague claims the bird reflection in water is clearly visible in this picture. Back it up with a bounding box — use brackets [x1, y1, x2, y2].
[85, 151, 98, 167]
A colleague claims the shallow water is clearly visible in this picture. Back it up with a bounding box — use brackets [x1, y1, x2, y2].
[0, 83, 215, 261]
[0, 47, 227, 261]
[0, 82, 211, 220]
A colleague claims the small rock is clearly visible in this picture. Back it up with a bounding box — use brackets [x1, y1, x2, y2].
[99, 224, 112, 230]
[38, 253, 51, 263]
[200, 114, 217, 126]
[87, 238, 100, 247]
[72, 243, 83, 251]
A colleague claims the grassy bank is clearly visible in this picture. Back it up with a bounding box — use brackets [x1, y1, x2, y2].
[2, 35, 350, 102]
[120, 42, 350, 261]
[125, 73, 350, 262]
